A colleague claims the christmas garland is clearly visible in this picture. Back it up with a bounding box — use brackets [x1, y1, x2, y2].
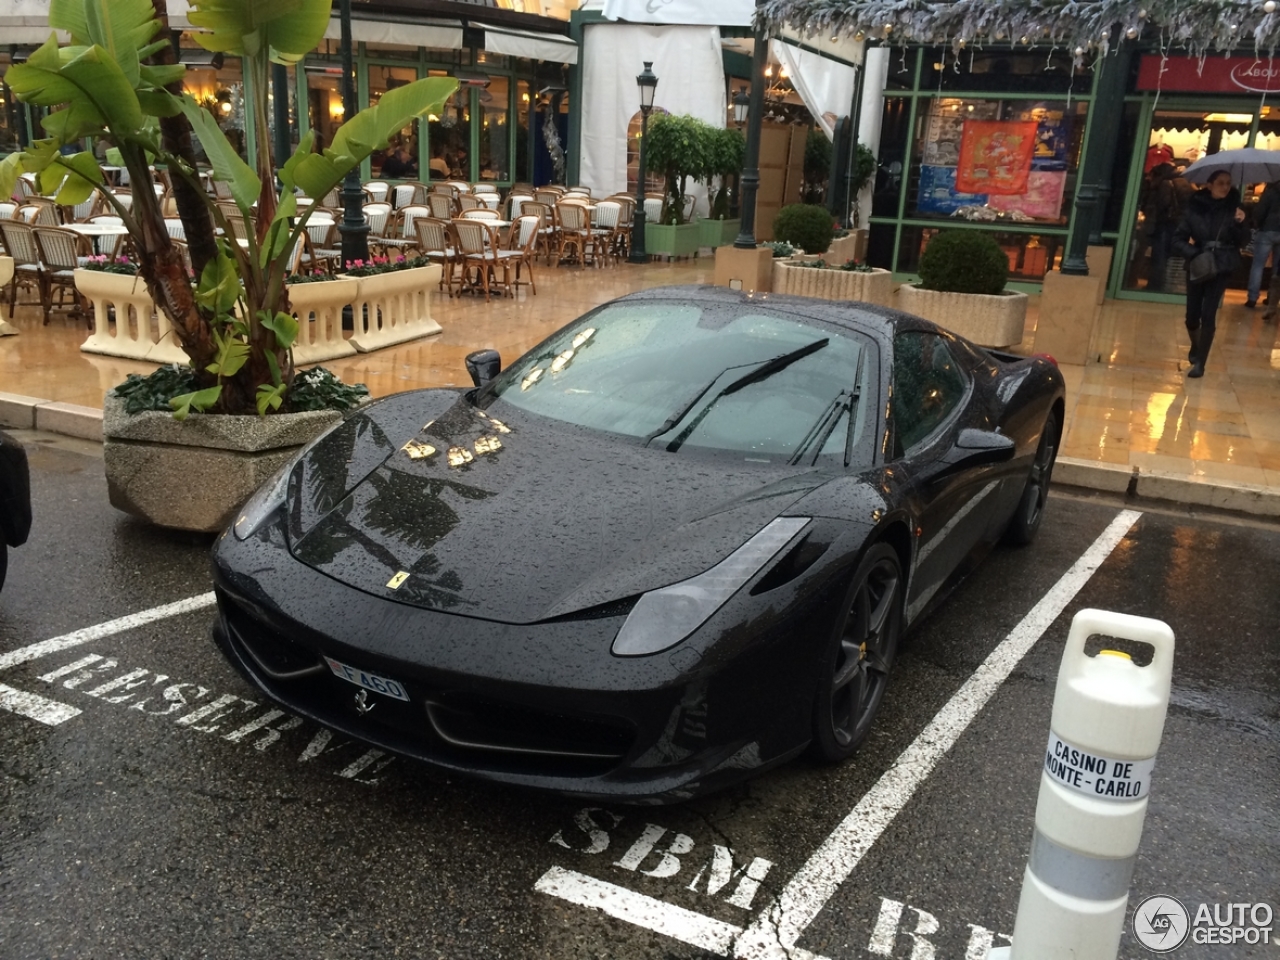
[758, 0, 1280, 61]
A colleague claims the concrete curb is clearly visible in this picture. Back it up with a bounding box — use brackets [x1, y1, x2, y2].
[4, 394, 1279, 520]
[1054, 456, 1280, 519]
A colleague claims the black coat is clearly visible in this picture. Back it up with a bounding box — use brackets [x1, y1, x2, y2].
[1171, 187, 1249, 269]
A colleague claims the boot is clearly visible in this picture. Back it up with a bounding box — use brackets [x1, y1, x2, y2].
[1186, 325, 1201, 364]
[1188, 327, 1213, 378]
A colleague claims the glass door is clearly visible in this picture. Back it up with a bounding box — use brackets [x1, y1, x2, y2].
[1121, 105, 1257, 296]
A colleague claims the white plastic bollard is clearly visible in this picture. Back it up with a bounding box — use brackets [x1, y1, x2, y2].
[990, 608, 1175, 960]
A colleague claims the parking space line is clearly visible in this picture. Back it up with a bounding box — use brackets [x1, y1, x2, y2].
[0, 682, 82, 725]
[0, 592, 217, 671]
[731, 508, 1143, 958]
[536, 866, 748, 956]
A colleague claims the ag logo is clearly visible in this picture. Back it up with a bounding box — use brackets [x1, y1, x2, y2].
[1133, 895, 1191, 953]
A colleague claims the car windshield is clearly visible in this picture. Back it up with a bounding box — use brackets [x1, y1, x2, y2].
[483, 299, 866, 463]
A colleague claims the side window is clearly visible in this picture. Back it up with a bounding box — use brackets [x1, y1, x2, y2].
[891, 332, 968, 457]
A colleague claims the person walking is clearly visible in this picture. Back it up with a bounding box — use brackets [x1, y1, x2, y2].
[1140, 162, 1179, 291]
[1246, 179, 1280, 308]
[1171, 170, 1248, 378]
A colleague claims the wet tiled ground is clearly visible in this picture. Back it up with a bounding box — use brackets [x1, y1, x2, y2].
[3, 259, 1278, 490]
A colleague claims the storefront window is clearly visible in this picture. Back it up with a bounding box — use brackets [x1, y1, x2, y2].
[180, 40, 248, 162]
[911, 97, 1086, 225]
[1123, 109, 1254, 294]
[479, 76, 510, 181]
[0, 62, 25, 153]
[368, 65, 420, 176]
[516, 80, 531, 183]
[897, 225, 1063, 282]
[921, 48, 1092, 95]
[427, 79, 472, 180]
[306, 66, 345, 155]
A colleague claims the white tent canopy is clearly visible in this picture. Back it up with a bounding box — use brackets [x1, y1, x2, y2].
[600, 0, 752, 27]
[578, 23, 725, 204]
[770, 39, 856, 139]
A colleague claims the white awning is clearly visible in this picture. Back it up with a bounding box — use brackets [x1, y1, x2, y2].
[484, 25, 578, 65]
[770, 39, 856, 139]
[322, 17, 465, 51]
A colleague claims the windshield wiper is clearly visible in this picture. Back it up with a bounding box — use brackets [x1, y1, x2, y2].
[787, 389, 857, 466]
[653, 338, 830, 453]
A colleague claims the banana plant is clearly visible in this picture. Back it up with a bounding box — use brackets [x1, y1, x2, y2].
[0, 0, 456, 416]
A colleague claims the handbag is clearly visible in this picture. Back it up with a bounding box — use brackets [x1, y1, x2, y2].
[1187, 248, 1219, 283]
[1187, 211, 1237, 284]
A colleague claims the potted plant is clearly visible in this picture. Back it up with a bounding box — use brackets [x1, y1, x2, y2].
[803, 128, 831, 206]
[0, 0, 456, 531]
[642, 112, 708, 258]
[772, 203, 835, 256]
[897, 229, 1029, 348]
[698, 125, 745, 250]
[832, 143, 877, 263]
[772, 256, 893, 305]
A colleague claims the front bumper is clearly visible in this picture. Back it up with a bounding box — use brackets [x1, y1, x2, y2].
[210, 523, 828, 802]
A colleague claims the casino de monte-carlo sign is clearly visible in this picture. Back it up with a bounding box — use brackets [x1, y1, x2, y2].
[1137, 55, 1280, 94]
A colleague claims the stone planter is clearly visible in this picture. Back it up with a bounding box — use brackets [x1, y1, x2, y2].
[644, 222, 700, 258]
[698, 217, 741, 249]
[771, 261, 894, 306]
[102, 394, 343, 533]
[287, 276, 359, 364]
[77, 268, 188, 364]
[897, 284, 1029, 348]
[826, 230, 869, 264]
[346, 264, 443, 353]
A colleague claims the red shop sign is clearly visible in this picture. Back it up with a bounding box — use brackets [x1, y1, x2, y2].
[1137, 55, 1280, 93]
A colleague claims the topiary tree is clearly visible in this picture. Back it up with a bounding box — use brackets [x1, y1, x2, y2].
[705, 126, 745, 220]
[643, 112, 711, 225]
[773, 203, 835, 254]
[803, 128, 831, 205]
[849, 143, 876, 228]
[918, 230, 1010, 295]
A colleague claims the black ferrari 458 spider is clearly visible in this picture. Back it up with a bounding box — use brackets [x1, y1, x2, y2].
[212, 285, 1064, 801]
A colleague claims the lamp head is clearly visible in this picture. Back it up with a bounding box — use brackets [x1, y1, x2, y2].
[636, 61, 658, 114]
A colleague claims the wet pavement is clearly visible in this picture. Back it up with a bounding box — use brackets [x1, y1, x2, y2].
[1, 430, 1277, 959]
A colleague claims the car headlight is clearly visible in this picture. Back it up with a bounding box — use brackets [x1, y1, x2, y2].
[232, 460, 296, 541]
[232, 419, 347, 541]
[611, 516, 810, 657]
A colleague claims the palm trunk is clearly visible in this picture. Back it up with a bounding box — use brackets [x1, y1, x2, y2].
[147, 0, 218, 279]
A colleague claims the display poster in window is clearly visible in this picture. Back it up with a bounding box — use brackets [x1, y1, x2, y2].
[917, 165, 989, 215]
[955, 120, 1038, 194]
[1021, 102, 1073, 171]
[987, 170, 1068, 219]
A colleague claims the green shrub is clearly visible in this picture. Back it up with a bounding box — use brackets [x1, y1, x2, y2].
[772, 203, 834, 254]
[917, 229, 1009, 295]
[761, 240, 794, 258]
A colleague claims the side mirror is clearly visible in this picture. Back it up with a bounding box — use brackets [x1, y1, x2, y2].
[944, 428, 1016, 469]
[465, 349, 501, 387]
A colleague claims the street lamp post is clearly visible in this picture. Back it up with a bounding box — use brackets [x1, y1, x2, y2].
[730, 87, 749, 217]
[337, 0, 368, 271]
[733, 0, 768, 249]
[628, 62, 658, 264]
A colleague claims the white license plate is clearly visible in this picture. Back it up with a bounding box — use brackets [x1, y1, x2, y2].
[324, 656, 409, 702]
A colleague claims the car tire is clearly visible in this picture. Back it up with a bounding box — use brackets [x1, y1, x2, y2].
[1003, 411, 1059, 547]
[811, 543, 903, 762]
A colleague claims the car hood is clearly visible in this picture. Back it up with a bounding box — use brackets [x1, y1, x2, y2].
[289, 396, 829, 623]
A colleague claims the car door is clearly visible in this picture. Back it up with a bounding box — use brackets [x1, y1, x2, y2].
[890, 331, 1003, 623]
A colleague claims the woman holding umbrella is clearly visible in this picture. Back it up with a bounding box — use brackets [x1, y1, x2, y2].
[1172, 167, 1249, 378]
